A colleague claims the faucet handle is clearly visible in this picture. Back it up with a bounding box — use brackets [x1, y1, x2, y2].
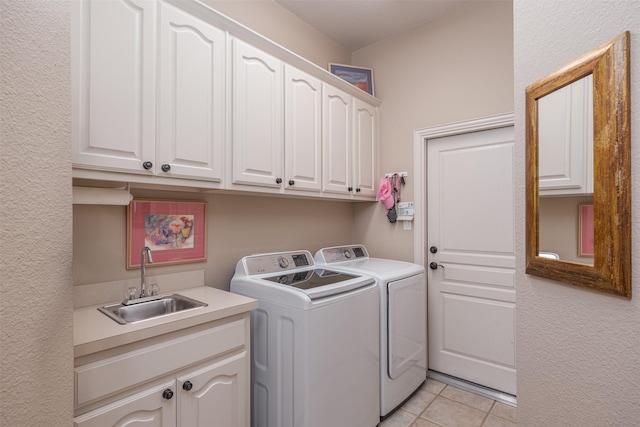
[149, 284, 159, 296]
[126, 287, 138, 300]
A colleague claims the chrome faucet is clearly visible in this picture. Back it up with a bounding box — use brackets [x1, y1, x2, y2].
[140, 247, 153, 298]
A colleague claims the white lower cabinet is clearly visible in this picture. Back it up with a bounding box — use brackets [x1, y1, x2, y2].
[177, 352, 248, 426]
[74, 317, 250, 427]
[74, 380, 176, 427]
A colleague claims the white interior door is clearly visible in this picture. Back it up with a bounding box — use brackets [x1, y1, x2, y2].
[427, 126, 516, 395]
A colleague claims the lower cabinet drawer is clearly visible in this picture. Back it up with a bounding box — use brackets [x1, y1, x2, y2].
[75, 318, 246, 407]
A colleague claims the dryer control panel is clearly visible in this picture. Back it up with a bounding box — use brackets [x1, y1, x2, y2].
[243, 250, 313, 275]
[315, 245, 369, 264]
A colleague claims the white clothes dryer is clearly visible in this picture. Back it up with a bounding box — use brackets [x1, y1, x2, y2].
[230, 250, 380, 427]
[315, 245, 427, 418]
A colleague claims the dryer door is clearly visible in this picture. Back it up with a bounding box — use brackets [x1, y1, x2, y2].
[388, 272, 426, 379]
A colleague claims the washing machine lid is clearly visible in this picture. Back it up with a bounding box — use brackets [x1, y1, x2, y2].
[261, 269, 373, 300]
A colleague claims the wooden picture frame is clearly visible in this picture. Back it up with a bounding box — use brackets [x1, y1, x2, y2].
[329, 63, 374, 96]
[127, 199, 207, 269]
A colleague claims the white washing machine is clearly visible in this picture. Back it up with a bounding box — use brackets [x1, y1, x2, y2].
[230, 250, 380, 427]
[315, 244, 427, 418]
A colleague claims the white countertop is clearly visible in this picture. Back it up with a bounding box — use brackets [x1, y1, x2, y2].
[74, 286, 258, 358]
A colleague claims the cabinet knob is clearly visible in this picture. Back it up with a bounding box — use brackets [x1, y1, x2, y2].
[348, 187, 353, 192]
[182, 381, 193, 391]
[288, 180, 295, 186]
[161, 164, 171, 172]
[276, 178, 283, 184]
[355, 188, 361, 193]
[162, 389, 174, 400]
[142, 161, 153, 170]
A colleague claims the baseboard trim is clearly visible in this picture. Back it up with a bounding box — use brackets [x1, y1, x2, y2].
[427, 370, 517, 407]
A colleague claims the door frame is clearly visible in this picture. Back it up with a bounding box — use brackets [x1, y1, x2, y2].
[412, 113, 515, 266]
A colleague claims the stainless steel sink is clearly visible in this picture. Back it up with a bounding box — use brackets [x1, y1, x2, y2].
[98, 294, 208, 324]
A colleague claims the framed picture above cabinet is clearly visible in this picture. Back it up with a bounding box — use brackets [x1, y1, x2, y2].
[329, 63, 375, 96]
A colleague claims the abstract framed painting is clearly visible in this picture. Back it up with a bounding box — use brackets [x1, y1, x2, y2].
[127, 199, 206, 269]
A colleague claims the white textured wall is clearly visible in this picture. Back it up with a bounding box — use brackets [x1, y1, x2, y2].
[202, 0, 351, 67]
[0, 1, 73, 425]
[351, 1, 514, 262]
[514, 1, 640, 425]
[74, 191, 354, 288]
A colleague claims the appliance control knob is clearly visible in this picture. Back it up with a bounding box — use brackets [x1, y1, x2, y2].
[277, 275, 288, 284]
[162, 389, 174, 400]
[343, 250, 351, 259]
[182, 381, 193, 391]
[278, 256, 289, 269]
[142, 161, 153, 170]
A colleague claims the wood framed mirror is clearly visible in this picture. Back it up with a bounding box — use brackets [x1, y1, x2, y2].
[526, 31, 631, 298]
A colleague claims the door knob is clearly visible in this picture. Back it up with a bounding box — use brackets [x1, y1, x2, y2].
[429, 262, 444, 270]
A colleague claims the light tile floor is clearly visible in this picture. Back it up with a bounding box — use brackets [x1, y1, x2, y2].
[380, 379, 517, 427]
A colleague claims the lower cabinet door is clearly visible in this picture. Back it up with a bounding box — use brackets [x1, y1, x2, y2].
[177, 352, 249, 427]
[74, 381, 176, 427]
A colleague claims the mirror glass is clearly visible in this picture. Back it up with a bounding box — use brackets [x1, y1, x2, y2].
[537, 75, 594, 266]
[525, 31, 631, 298]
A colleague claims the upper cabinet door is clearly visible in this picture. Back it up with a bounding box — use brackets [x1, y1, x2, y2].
[353, 99, 377, 199]
[284, 65, 322, 192]
[322, 84, 352, 195]
[72, 0, 157, 173]
[157, 2, 226, 182]
[538, 74, 594, 195]
[232, 38, 283, 188]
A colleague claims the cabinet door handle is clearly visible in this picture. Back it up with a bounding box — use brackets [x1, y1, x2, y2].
[142, 161, 153, 170]
[161, 164, 171, 172]
[276, 178, 282, 184]
[348, 187, 353, 192]
[355, 188, 361, 192]
[182, 381, 193, 391]
[162, 389, 174, 400]
[288, 180, 295, 186]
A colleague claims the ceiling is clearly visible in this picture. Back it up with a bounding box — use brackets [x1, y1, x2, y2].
[275, 0, 474, 51]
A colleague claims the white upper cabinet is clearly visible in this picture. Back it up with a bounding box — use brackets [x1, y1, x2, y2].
[232, 38, 283, 188]
[284, 65, 322, 192]
[72, 0, 380, 200]
[157, 2, 225, 181]
[72, 0, 157, 173]
[322, 84, 352, 196]
[538, 74, 594, 196]
[353, 99, 378, 199]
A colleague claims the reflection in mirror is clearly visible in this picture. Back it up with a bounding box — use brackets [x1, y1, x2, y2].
[525, 31, 631, 298]
[537, 75, 594, 265]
